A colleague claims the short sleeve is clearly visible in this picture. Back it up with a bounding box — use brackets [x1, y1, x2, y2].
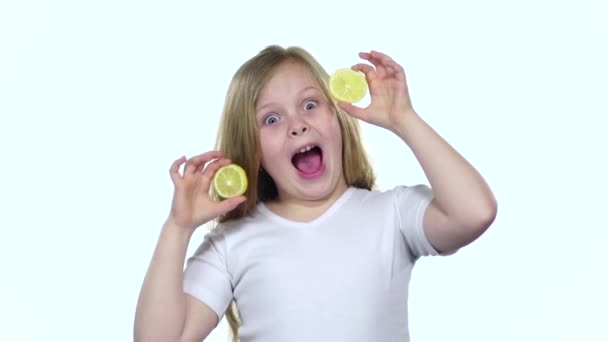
[183, 230, 233, 319]
[393, 184, 440, 258]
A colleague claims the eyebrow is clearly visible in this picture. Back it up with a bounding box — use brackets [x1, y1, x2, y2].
[256, 86, 319, 113]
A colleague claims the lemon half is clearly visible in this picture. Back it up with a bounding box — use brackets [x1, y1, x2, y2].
[213, 164, 248, 199]
[328, 68, 368, 103]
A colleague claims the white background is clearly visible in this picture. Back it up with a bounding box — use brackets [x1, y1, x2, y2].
[1, 0, 606, 341]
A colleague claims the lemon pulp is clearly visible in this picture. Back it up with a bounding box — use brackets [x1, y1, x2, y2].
[213, 164, 248, 199]
[328, 68, 368, 103]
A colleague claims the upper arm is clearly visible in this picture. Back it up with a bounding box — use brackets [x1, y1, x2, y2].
[180, 294, 220, 342]
[422, 198, 495, 253]
[181, 229, 234, 341]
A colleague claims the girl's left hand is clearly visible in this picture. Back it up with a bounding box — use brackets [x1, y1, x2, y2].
[338, 50, 416, 133]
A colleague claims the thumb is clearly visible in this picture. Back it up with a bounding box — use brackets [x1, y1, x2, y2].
[217, 196, 247, 214]
[338, 102, 367, 121]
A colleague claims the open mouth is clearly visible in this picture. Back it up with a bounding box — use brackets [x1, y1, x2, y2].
[291, 145, 324, 176]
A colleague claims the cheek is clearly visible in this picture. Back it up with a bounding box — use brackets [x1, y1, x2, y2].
[260, 138, 275, 151]
[259, 132, 281, 164]
[328, 118, 344, 154]
[326, 114, 342, 139]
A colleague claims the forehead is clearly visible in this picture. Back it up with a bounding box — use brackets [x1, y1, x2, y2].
[257, 61, 321, 101]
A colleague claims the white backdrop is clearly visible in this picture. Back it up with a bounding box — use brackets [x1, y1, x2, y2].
[1, 0, 606, 341]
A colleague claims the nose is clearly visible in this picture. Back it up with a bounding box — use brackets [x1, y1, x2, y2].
[289, 119, 308, 136]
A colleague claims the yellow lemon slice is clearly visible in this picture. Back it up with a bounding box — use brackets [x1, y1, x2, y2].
[213, 163, 248, 199]
[328, 68, 368, 103]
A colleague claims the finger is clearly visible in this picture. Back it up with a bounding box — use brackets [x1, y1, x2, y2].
[194, 155, 229, 173]
[185, 151, 223, 175]
[369, 50, 398, 64]
[384, 62, 405, 81]
[359, 51, 370, 58]
[338, 102, 368, 122]
[216, 195, 247, 214]
[365, 50, 400, 78]
[351, 63, 376, 82]
[169, 156, 186, 184]
[198, 158, 232, 193]
[359, 52, 385, 74]
[370, 50, 406, 81]
[359, 52, 380, 66]
[202, 159, 231, 189]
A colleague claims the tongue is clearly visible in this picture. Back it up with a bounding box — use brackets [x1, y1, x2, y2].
[293, 149, 322, 174]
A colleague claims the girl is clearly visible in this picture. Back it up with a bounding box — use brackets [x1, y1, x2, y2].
[134, 45, 497, 342]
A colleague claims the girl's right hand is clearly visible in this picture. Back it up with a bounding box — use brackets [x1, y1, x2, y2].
[166, 151, 246, 231]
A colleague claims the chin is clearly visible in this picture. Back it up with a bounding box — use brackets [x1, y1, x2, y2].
[292, 172, 345, 201]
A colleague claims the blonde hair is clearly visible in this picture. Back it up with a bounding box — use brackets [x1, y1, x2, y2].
[212, 45, 376, 341]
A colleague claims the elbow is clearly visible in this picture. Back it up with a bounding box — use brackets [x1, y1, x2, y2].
[471, 197, 498, 235]
[455, 197, 497, 240]
[485, 196, 498, 224]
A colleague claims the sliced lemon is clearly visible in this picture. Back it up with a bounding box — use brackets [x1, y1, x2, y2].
[328, 68, 368, 103]
[213, 163, 248, 199]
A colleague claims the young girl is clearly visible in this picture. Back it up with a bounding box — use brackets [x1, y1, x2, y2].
[134, 45, 497, 342]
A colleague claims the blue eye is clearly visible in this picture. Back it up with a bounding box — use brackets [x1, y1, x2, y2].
[264, 114, 280, 125]
[304, 100, 318, 110]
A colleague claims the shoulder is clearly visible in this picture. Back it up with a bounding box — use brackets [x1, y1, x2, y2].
[199, 205, 270, 246]
[207, 209, 263, 237]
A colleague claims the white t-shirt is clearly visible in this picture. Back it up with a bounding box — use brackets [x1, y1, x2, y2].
[183, 185, 450, 341]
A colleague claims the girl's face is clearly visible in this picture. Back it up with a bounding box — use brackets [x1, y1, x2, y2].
[255, 61, 347, 204]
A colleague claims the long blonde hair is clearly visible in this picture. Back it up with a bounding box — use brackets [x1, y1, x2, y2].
[212, 45, 376, 341]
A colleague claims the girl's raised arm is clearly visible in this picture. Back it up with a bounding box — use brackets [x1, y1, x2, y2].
[339, 50, 497, 253]
[134, 152, 245, 342]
